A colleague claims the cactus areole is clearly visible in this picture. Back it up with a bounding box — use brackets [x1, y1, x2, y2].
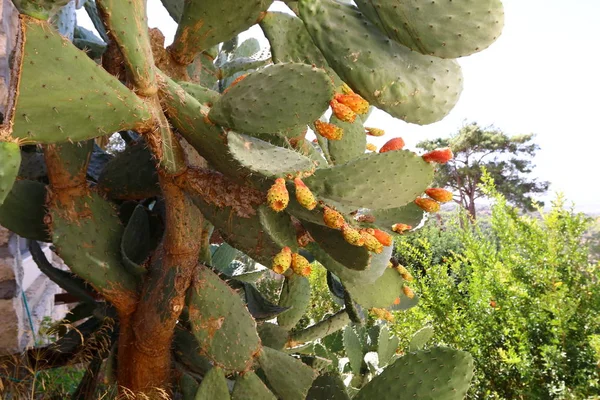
[0, 0, 503, 397]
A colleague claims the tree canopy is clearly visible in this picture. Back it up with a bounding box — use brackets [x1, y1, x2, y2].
[417, 122, 549, 218]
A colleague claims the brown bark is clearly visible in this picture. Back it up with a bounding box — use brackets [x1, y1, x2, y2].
[116, 176, 206, 396]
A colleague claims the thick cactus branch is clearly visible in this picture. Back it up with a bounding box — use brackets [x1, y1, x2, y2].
[288, 309, 351, 346]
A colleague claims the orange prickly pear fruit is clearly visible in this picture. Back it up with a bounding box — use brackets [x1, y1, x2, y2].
[395, 265, 414, 281]
[294, 178, 317, 210]
[422, 147, 453, 164]
[415, 197, 440, 213]
[425, 188, 453, 203]
[366, 143, 377, 152]
[272, 247, 292, 274]
[365, 127, 385, 137]
[314, 120, 343, 140]
[402, 286, 415, 299]
[341, 224, 365, 247]
[379, 137, 405, 153]
[371, 229, 392, 247]
[323, 206, 345, 230]
[392, 223, 412, 234]
[267, 178, 289, 212]
[360, 230, 384, 254]
[291, 253, 312, 277]
[330, 99, 356, 123]
[393, 297, 401, 305]
[334, 93, 369, 114]
[371, 307, 394, 321]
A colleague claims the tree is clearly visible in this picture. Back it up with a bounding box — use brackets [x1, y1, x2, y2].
[0, 0, 503, 398]
[417, 122, 549, 219]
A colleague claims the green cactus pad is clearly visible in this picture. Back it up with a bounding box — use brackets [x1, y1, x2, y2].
[377, 326, 399, 367]
[277, 273, 311, 330]
[187, 265, 261, 372]
[179, 81, 221, 106]
[49, 1, 75, 40]
[50, 191, 138, 302]
[160, 0, 184, 22]
[299, 0, 463, 125]
[231, 371, 277, 400]
[12, 0, 70, 20]
[194, 366, 230, 400]
[212, 243, 239, 275]
[120, 205, 150, 277]
[209, 63, 334, 134]
[346, 267, 414, 309]
[355, 0, 504, 59]
[409, 325, 434, 352]
[307, 373, 350, 400]
[304, 150, 434, 210]
[0, 142, 21, 206]
[48, 140, 94, 179]
[258, 205, 299, 251]
[0, 180, 49, 242]
[304, 222, 370, 271]
[188, 51, 219, 90]
[227, 132, 316, 179]
[327, 115, 366, 165]
[96, 0, 157, 95]
[10, 17, 150, 144]
[18, 151, 47, 180]
[343, 326, 364, 375]
[179, 373, 200, 400]
[305, 239, 392, 287]
[354, 347, 475, 400]
[169, 0, 273, 65]
[257, 346, 318, 400]
[220, 56, 272, 80]
[361, 203, 425, 235]
[96, 140, 160, 200]
[257, 323, 289, 351]
[173, 326, 214, 376]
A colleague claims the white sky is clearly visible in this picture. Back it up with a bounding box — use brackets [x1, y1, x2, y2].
[78, 0, 600, 213]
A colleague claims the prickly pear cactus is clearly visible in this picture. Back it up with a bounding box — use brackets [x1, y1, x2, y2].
[0, 0, 502, 397]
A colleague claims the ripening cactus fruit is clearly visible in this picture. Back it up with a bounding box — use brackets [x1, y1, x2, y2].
[342, 223, 365, 247]
[272, 247, 292, 274]
[314, 120, 344, 140]
[323, 206, 345, 230]
[291, 253, 312, 277]
[422, 147, 454, 164]
[415, 197, 441, 213]
[294, 178, 317, 210]
[330, 99, 356, 123]
[425, 188, 453, 203]
[403, 286, 416, 299]
[392, 223, 412, 233]
[267, 178, 289, 212]
[370, 228, 392, 247]
[379, 137, 405, 153]
[366, 143, 377, 152]
[360, 229, 384, 254]
[365, 127, 385, 137]
[334, 93, 369, 114]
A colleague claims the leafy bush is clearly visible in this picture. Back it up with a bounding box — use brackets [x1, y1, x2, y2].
[391, 176, 600, 399]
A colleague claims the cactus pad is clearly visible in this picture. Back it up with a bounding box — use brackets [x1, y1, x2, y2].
[232, 371, 277, 400]
[10, 17, 151, 144]
[209, 64, 334, 134]
[194, 366, 231, 400]
[327, 115, 366, 165]
[377, 326, 400, 367]
[277, 273, 311, 330]
[257, 346, 318, 400]
[306, 373, 350, 400]
[0, 180, 49, 242]
[299, 0, 463, 125]
[0, 142, 21, 206]
[187, 266, 261, 372]
[355, 347, 474, 400]
[355, 0, 505, 59]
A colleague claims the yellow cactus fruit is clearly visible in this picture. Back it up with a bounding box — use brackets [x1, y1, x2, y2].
[330, 99, 356, 123]
[334, 93, 369, 114]
[366, 143, 377, 152]
[365, 127, 385, 137]
[395, 265, 414, 282]
[392, 223, 412, 234]
[267, 178, 289, 212]
[425, 188, 453, 203]
[294, 178, 317, 210]
[314, 120, 343, 141]
[341, 224, 365, 247]
[323, 206, 345, 230]
[291, 253, 312, 277]
[360, 230, 384, 254]
[371, 229, 392, 247]
[371, 307, 394, 322]
[414, 197, 440, 213]
[272, 247, 292, 274]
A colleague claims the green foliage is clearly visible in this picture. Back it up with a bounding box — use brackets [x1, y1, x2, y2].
[417, 122, 550, 218]
[391, 177, 600, 399]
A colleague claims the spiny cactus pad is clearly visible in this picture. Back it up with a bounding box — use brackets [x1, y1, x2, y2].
[304, 150, 434, 211]
[348, 267, 413, 308]
[355, 0, 505, 59]
[187, 266, 261, 372]
[11, 17, 150, 144]
[299, 0, 464, 125]
[231, 371, 277, 400]
[327, 115, 367, 165]
[0, 142, 21, 206]
[257, 346, 318, 400]
[12, 0, 70, 20]
[306, 373, 350, 400]
[209, 63, 334, 134]
[194, 366, 231, 400]
[360, 203, 425, 235]
[377, 326, 400, 367]
[354, 347, 475, 400]
[277, 273, 311, 330]
[170, 0, 273, 65]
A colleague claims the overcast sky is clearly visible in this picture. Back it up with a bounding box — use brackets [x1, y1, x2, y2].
[79, 0, 600, 212]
